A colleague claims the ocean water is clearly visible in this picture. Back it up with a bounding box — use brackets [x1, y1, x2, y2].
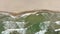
[0, 10, 60, 34]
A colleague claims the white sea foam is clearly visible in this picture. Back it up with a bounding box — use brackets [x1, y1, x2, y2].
[2, 21, 26, 34]
[2, 28, 26, 34]
[55, 21, 60, 25]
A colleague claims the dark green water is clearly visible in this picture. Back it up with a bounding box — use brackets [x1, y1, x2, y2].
[0, 10, 60, 34]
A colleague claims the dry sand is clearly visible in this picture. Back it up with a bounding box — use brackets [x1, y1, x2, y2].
[0, 0, 60, 13]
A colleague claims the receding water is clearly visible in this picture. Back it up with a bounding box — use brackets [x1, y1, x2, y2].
[2, 21, 26, 34]
[0, 10, 60, 34]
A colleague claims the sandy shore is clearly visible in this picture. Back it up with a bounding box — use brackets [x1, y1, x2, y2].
[0, 9, 60, 16]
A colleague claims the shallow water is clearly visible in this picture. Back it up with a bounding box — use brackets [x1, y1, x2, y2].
[0, 11, 60, 34]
